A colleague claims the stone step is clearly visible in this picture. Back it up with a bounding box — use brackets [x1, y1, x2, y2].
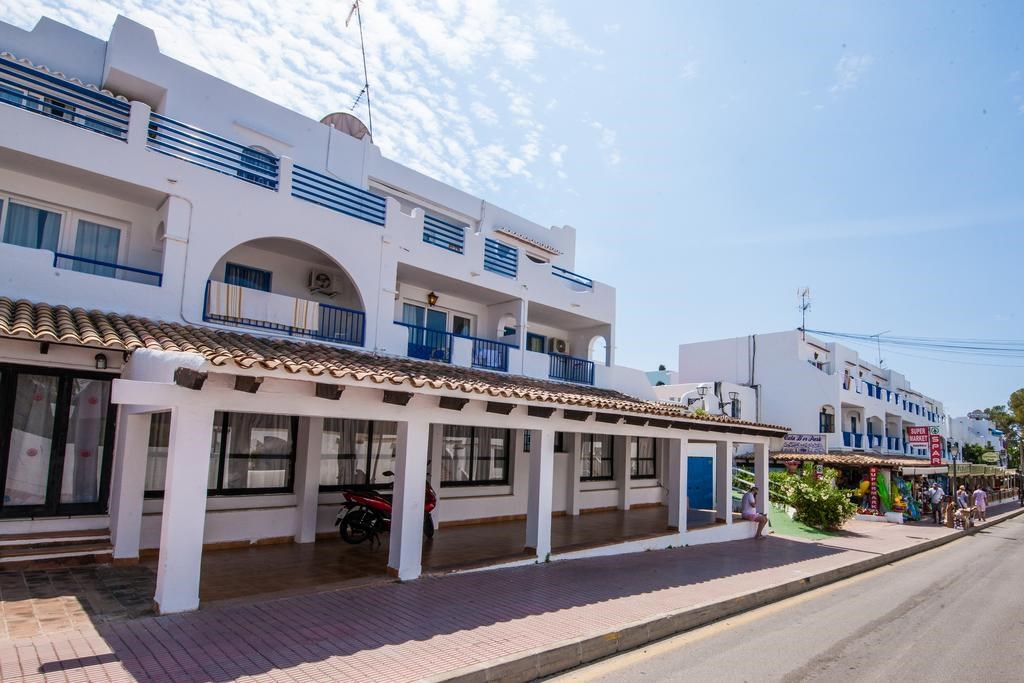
[0, 528, 111, 548]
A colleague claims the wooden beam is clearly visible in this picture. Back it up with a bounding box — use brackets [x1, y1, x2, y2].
[173, 367, 207, 391]
[382, 390, 413, 406]
[39, 342, 49, 355]
[647, 418, 671, 429]
[527, 406, 556, 419]
[563, 409, 591, 422]
[486, 402, 515, 415]
[234, 376, 263, 393]
[439, 396, 470, 411]
[595, 413, 621, 424]
[314, 383, 344, 400]
[622, 415, 648, 426]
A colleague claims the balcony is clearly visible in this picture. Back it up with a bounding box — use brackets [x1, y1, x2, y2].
[204, 281, 365, 346]
[551, 265, 593, 290]
[422, 213, 465, 254]
[395, 323, 517, 372]
[886, 436, 902, 451]
[0, 54, 131, 141]
[548, 352, 595, 385]
[53, 253, 162, 286]
[483, 238, 518, 278]
[291, 165, 386, 226]
[842, 432, 864, 449]
[397, 323, 452, 362]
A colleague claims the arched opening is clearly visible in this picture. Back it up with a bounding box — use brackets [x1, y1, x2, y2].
[588, 335, 608, 365]
[496, 313, 519, 343]
[204, 237, 366, 346]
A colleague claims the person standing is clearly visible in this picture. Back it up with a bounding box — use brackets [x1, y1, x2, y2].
[929, 484, 945, 524]
[741, 485, 769, 539]
[972, 484, 988, 522]
[956, 485, 969, 510]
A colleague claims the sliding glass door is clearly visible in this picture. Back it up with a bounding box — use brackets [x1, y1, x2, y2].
[0, 366, 115, 517]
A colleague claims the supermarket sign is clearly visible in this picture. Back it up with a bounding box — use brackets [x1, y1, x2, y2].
[929, 433, 942, 466]
[906, 426, 929, 445]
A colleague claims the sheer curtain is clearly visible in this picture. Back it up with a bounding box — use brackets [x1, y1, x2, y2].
[2, 202, 60, 251]
[73, 220, 120, 277]
[60, 378, 110, 504]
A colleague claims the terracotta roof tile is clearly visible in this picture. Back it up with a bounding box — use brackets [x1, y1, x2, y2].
[769, 452, 951, 468]
[0, 297, 789, 432]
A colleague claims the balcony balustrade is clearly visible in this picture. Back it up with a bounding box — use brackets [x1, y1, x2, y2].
[397, 322, 453, 363]
[469, 336, 516, 372]
[483, 238, 518, 278]
[204, 280, 364, 346]
[291, 164, 386, 226]
[551, 265, 593, 290]
[549, 352, 595, 385]
[53, 253, 162, 286]
[422, 213, 465, 253]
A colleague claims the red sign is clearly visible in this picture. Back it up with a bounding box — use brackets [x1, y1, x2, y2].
[868, 466, 879, 511]
[929, 434, 943, 466]
[907, 426, 929, 445]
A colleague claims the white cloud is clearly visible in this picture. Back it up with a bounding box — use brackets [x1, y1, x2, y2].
[588, 120, 621, 166]
[679, 60, 699, 81]
[549, 143, 568, 166]
[2, 0, 597, 192]
[830, 53, 874, 94]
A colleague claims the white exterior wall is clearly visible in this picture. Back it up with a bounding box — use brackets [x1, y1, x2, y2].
[678, 331, 948, 456]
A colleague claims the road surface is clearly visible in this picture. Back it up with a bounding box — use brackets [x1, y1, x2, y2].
[551, 514, 1024, 682]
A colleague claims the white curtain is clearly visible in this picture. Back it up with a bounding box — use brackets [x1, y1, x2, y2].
[73, 220, 120, 277]
[2, 201, 60, 251]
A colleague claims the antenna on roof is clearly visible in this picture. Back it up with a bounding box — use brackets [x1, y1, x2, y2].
[344, 0, 374, 140]
[797, 287, 811, 341]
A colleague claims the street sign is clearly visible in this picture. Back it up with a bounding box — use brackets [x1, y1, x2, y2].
[907, 426, 929, 445]
[929, 434, 942, 466]
[781, 434, 827, 454]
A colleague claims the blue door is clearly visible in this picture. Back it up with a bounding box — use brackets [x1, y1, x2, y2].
[687, 456, 714, 510]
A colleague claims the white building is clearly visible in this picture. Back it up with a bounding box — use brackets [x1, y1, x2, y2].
[0, 16, 786, 613]
[677, 330, 948, 458]
[949, 412, 1006, 464]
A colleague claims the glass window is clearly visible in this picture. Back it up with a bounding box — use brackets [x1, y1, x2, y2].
[526, 333, 546, 353]
[581, 434, 613, 481]
[225, 262, 272, 292]
[3, 202, 61, 251]
[145, 412, 171, 494]
[452, 315, 472, 337]
[238, 146, 276, 187]
[630, 437, 657, 479]
[319, 419, 397, 489]
[220, 413, 293, 490]
[59, 378, 110, 504]
[73, 220, 121, 277]
[440, 425, 509, 486]
[3, 374, 59, 506]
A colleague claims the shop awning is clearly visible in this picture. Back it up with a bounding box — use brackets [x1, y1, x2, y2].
[902, 466, 948, 475]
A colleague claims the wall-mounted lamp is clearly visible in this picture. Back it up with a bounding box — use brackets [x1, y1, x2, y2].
[729, 391, 740, 401]
[696, 385, 708, 397]
[94, 353, 108, 370]
[426, 291, 439, 307]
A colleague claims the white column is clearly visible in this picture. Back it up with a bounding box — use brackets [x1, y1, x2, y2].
[428, 424, 444, 530]
[615, 435, 631, 511]
[525, 428, 555, 559]
[715, 440, 734, 524]
[754, 441, 769, 515]
[153, 404, 215, 614]
[566, 433, 583, 516]
[387, 419, 430, 581]
[109, 410, 151, 561]
[293, 417, 324, 544]
[126, 100, 151, 149]
[277, 155, 294, 196]
[667, 437, 689, 533]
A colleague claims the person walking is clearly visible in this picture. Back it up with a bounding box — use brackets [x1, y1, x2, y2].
[741, 485, 769, 539]
[929, 484, 945, 524]
[972, 484, 988, 522]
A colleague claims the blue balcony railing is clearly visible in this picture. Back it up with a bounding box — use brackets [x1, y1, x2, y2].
[204, 281, 364, 346]
[397, 322, 452, 363]
[423, 213, 465, 253]
[549, 352, 594, 385]
[0, 55, 131, 140]
[291, 164, 386, 226]
[147, 113, 279, 189]
[484, 238, 518, 278]
[551, 265, 593, 289]
[467, 336, 516, 372]
[53, 253, 162, 286]
[843, 431, 852, 447]
[867, 384, 875, 398]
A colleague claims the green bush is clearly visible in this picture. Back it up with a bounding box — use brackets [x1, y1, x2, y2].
[772, 464, 857, 530]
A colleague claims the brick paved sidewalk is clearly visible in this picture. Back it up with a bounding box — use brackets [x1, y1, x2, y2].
[1, 504, 1019, 683]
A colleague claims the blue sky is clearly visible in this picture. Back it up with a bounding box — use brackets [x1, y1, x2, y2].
[3, 1, 1023, 416]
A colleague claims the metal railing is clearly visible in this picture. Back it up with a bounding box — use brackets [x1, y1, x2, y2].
[53, 253, 163, 286]
[0, 55, 131, 140]
[467, 336, 516, 372]
[548, 352, 595, 385]
[397, 322, 452, 363]
[551, 265, 593, 289]
[147, 113, 279, 189]
[291, 164, 386, 226]
[203, 281, 364, 346]
[483, 238, 518, 278]
[423, 213, 465, 253]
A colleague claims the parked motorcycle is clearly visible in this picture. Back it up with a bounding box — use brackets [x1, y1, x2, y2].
[335, 470, 437, 545]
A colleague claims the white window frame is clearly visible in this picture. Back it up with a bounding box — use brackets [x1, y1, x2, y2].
[401, 299, 477, 337]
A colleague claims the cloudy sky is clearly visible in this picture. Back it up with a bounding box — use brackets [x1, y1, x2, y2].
[3, 1, 1024, 416]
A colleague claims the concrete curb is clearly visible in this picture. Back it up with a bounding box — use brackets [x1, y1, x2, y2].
[429, 506, 1024, 683]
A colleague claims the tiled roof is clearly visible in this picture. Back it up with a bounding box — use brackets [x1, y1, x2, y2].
[0, 297, 789, 433]
[0, 52, 128, 102]
[768, 452, 951, 468]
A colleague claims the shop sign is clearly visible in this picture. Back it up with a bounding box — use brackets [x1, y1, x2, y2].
[868, 466, 879, 511]
[907, 426, 929, 445]
[815, 463, 824, 480]
[929, 434, 942, 466]
[781, 433, 827, 454]
[981, 452, 999, 464]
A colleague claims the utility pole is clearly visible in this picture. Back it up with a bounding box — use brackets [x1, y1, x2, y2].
[797, 288, 811, 341]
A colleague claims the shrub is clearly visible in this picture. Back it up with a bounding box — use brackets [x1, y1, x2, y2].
[772, 464, 857, 530]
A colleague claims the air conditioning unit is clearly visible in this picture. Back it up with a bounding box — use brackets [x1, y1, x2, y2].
[308, 271, 337, 297]
[548, 337, 568, 354]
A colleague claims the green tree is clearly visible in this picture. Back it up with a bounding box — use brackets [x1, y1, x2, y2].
[961, 443, 986, 464]
[982, 395, 1023, 468]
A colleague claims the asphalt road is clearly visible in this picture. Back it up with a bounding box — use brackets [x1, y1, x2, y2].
[550, 513, 1024, 683]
